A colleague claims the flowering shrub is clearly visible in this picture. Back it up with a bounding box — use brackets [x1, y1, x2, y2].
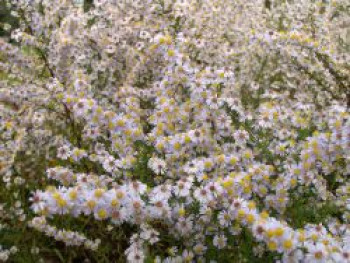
[0, 0, 349, 262]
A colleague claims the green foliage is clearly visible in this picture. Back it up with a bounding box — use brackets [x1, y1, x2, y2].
[285, 189, 342, 229]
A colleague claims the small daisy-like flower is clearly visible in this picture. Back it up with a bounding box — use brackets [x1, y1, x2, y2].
[57, 145, 71, 160]
[213, 234, 227, 249]
[306, 243, 329, 263]
[148, 157, 167, 175]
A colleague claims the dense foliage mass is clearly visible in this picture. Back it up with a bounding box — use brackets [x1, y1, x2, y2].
[0, 0, 349, 262]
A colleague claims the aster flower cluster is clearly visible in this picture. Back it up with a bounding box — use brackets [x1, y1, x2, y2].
[0, 245, 18, 262]
[0, 0, 349, 262]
